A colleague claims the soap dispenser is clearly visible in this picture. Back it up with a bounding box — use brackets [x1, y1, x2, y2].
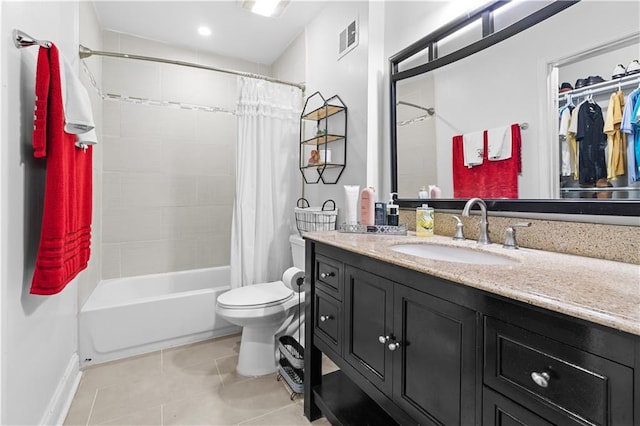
[386, 193, 399, 226]
[416, 204, 434, 237]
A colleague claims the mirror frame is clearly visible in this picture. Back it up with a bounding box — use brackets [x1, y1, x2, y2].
[389, 0, 639, 217]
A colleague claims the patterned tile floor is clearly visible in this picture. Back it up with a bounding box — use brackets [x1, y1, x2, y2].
[64, 334, 333, 425]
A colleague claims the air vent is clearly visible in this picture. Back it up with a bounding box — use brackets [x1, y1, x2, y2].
[338, 19, 358, 60]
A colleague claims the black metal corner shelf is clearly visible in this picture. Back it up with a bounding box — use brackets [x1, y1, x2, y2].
[299, 92, 347, 184]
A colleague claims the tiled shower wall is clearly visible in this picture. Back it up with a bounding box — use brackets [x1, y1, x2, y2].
[100, 31, 269, 279]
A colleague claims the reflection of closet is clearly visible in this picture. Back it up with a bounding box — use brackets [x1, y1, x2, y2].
[299, 92, 347, 184]
[558, 73, 640, 199]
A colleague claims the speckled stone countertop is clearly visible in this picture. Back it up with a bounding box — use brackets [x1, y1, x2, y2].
[304, 231, 640, 336]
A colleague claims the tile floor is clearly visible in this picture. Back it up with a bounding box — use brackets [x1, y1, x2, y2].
[64, 334, 333, 425]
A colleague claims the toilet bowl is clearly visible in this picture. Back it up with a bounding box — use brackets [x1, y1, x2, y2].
[215, 234, 306, 376]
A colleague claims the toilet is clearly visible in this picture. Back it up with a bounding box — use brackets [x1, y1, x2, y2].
[216, 234, 306, 376]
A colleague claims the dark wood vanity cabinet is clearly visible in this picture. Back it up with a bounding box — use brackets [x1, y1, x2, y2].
[343, 266, 477, 425]
[343, 266, 476, 425]
[304, 240, 639, 426]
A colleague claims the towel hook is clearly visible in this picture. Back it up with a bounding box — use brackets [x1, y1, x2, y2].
[13, 29, 52, 49]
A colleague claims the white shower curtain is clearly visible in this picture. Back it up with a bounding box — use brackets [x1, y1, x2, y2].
[230, 77, 302, 289]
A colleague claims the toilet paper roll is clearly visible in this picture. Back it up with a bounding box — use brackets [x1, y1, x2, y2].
[282, 267, 305, 293]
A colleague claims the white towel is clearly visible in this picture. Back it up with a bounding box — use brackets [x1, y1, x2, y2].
[75, 129, 98, 149]
[59, 53, 97, 143]
[487, 126, 511, 161]
[462, 131, 484, 168]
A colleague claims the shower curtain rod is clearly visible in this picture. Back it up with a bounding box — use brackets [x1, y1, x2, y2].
[79, 45, 305, 91]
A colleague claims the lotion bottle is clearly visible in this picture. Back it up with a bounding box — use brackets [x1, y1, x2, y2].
[416, 204, 434, 237]
[343, 185, 360, 225]
[429, 185, 442, 199]
[359, 187, 375, 226]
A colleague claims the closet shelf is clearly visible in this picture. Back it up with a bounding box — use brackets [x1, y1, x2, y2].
[560, 186, 640, 192]
[560, 73, 640, 100]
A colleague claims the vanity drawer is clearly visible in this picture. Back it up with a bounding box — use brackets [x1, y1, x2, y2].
[484, 317, 633, 426]
[314, 289, 341, 356]
[315, 254, 342, 300]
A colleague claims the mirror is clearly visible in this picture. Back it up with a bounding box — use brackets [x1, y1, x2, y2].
[390, 0, 640, 217]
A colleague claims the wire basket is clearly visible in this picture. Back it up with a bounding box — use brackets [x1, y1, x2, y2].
[294, 198, 338, 235]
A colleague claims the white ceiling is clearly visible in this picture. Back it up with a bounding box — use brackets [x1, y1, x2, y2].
[92, 1, 327, 65]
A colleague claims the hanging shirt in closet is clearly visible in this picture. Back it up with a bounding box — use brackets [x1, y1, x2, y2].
[603, 90, 626, 180]
[633, 89, 640, 178]
[559, 105, 574, 177]
[567, 100, 588, 180]
[575, 101, 607, 186]
[622, 88, 640, 183]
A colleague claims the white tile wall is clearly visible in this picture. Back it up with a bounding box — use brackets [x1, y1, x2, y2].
[100, 31, 250, 279]
[120, 239, 198, 277]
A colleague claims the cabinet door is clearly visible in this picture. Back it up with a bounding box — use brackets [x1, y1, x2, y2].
[344, 266, 394, 395]
[483, 387, 554, 426]
[393, 284, 477, 426]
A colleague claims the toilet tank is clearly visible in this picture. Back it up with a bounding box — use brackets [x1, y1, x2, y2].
[289, 234, 305, 271]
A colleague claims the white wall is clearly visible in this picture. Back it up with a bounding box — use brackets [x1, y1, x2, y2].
[272, 31, 306, 88]
[300, 2, 370, 224]
[1, 2, 81, 424]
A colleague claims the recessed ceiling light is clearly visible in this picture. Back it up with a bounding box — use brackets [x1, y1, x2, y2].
[198, 26, 212, 37]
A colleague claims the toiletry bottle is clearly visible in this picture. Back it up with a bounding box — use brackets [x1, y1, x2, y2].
[344, 185, 360, 225]
[416, 204, 434, 237]
[387, 193, 399, 226]
[429, 185, 442, 199]
[360, 187, 375, 226]
[375, 202, 386, 225]
[418, 186, 430, 199]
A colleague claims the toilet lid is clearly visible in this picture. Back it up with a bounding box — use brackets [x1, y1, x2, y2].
[217, 281, 294, 309]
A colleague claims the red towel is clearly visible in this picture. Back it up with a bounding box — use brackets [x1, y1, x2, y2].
[31, 44, 92, 295]
[453, 124, 521, 199]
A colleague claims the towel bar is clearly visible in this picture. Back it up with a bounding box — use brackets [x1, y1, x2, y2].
[13, 29, 52, 49]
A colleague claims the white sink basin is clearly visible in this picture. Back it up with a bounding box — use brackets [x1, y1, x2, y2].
[391, 244, 519, 265]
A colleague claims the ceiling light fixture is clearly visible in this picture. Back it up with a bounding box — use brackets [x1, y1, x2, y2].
[252, 0, 280, 17]
[198, 26, 212, 37]
[240, 0, 289, 18]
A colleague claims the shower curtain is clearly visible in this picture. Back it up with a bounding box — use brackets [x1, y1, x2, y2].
[230, 77, 302, 289]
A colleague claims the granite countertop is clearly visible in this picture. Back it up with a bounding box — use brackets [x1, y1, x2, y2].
[304, 231, 640, 336]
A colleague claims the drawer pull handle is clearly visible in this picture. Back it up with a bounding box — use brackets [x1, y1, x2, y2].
[320, 315, 333, 322]
[320, 272, 335, 279]
[378, 335, 390, 344]
[388, 341, 401, 351]
[531, 371, 550, 388]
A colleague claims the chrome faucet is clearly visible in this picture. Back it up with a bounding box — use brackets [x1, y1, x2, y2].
[462, 198, 491, 245]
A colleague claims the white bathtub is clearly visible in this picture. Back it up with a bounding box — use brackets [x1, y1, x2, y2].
[79, 266, 239, 366]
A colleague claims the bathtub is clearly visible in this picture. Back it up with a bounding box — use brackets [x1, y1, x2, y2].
[79, 266, 240, 366]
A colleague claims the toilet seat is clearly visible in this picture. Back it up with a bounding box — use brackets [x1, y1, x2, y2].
[217, 281, 294, 309]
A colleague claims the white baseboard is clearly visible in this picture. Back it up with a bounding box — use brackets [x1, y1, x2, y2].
[39, 353, 82, 426]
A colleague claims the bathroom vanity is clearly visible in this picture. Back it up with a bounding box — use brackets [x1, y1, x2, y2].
[302, 232, 640, 426]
